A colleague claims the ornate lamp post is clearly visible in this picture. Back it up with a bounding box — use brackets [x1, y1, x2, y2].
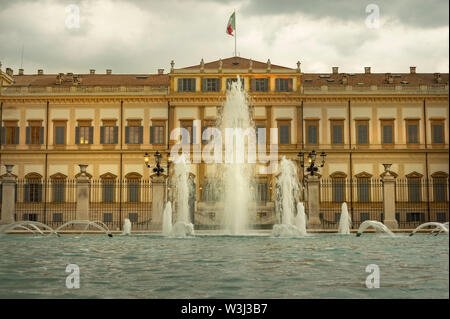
[144, 151, 165, 176]
[297, 150, 326, 176]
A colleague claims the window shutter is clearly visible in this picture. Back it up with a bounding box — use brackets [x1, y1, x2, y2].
[138, 126, 143, 144]
[39, 127, 44, 144]
[216, 78, 221, 92]
[38, 183, 43, 202]
[333, 125, 342, 144]
[125, 126, 130, 144]
[26, 127, 30, 144]
[264, 78, 269, 92]
[75, 127, 80, 144]
[308, 125, 317, 144]
[202, 78, 207, 92]
[178, 78, 183, 92]
[55, 126, 65, 145]
[288, 78, 293, 91]
[1, 127, 5, 145]
[113, 126, 119, 144]
[192, 78, 196, 91]
[251, 79, 256, 92]
[150, 126, 155, 144]
[275, 79, 280, 92]
[89, 126, 94, 144]
[408, 125, 418, 143]
[24, 184, 30, 202]
[280, 126, 289, 144]
[202, 126, 206, 144]
[15, 127, 20, 144]
[358, 125, 367, 144]
[433, 125, 443, 143]
[100, 126, 105, 144]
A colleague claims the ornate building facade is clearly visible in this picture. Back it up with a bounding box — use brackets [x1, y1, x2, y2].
[0, 57, 448, 229]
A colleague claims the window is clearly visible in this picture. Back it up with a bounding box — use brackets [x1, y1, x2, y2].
[26, 121, 44, 145]
[407, 174, 422, 202]
[255, 125, 266, 145]
[52, 179, 65, 203]
[53, 121, 67, 145]
[103, 213, 113, 223]
[202, 121, 216, 144]
[126, 174, 141, 203]
[330, 120, 344, 145]
[178, 78, 196, 92]
[53, 213, 63, 222]
[100, 121, 118, 144]
[23, 213, 38, 221]
[381, 119, 394, 145]
[180, 120, 196, 144]
[1, 121, 19, 145]
[360, 212, 370, 222]
[436, 212, 447, 223]
[431, 120, 445, 144]
[275, 78, 293, 92]
[150, 120, 166, 145]
[75, 121, 93, 145]
[406, 119, 419, 144]
[128, 213, 138, 222]
[102, 181, 115, 203]
[24, 176, 43, 203]
[330, 173, 347, 202]
[305, 120, 319, 145]
[256, 183, 268, 202]
[251, 78, 269, 92]
[357, 176, 371, 203]
[226, 78, 244, 90]
[125, 120, 143, 144]
[432, 173, 448, 203]
[202, 78, 220, 92]
[277, 120, 291, 145]
[406, 212, 425, 222]
[355, 120, 369, 145]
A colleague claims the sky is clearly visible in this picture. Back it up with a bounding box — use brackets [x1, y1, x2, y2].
[0, 0, 448, 74]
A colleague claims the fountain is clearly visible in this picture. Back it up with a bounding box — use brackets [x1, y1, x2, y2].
[55, 220, 112, 237]
[122, 218, 131, 235]
[356, 220, 395, 237]
[162, 201, 173, 236]
[271, 157, 305, 237]
[409, 222, 449, 236]
[217, 77, 254, 235]
[0, 221, 57, 236]
[338, 202, 352, 234]
[170, 154, 195, 237]
[295, 202, 307, 236]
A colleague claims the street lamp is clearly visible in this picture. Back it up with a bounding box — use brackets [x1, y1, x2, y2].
[144, 151, 165, 176]
[298, 150, 326, 176]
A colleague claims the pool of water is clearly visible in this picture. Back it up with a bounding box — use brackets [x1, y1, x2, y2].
[0, 233, 448, 298]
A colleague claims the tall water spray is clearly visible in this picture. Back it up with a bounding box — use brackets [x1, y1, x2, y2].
[162, 201, 173, 236]
[172, 154, 192, 224]
[338, 202, 351, 234]
[122, 218, 131, 235]
[295, 202, 307, 236]
[277, 157, 300, 226]
[218, 77, 254, 234]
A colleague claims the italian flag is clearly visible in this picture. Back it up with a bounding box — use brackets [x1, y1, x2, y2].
[226, 12, 235, 36]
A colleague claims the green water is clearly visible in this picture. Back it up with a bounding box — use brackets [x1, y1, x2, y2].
[0, 233, 448, 298]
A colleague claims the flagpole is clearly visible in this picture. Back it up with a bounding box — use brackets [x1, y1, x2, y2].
[234, 10, 237, 57]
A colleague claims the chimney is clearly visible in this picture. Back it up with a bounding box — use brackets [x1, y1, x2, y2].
[364, 67, 371, 74]
[56, 74, 62, 85]
[434, 73, 442, 83]
[332, 66, 339, 74]
[410, 66, 416, 74]
[38, 69, 44, 75]
[19, 69, 24, 75]
[158, 69, 164, 75]
[341, 74, 348, 85]
[385, 73, 393, 84]
[5, 68, 13, 76]
[90, 69, 95, 75]
[106, 69, 112, 75]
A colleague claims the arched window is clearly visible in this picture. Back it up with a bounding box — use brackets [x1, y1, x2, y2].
[24, 173, 43, 203]
[50, 173, 67, 203]
[125, 172, 142, 203]
[356, 172, 372, 203]
[431, 172, 448, 203]
[100, 173, 117, 203]
[330, 172, 347, 202]
[406, 172, 423, 203]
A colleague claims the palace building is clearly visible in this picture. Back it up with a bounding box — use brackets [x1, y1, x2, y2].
[0, 57, 448, 229]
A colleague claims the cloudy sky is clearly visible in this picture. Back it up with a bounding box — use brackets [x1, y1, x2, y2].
[0, 0, 448, 74]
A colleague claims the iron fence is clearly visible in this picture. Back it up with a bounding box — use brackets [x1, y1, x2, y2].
[319, 178, 383, 229]
[15, 179, 77, 229]
[395, 178, 449, 229]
